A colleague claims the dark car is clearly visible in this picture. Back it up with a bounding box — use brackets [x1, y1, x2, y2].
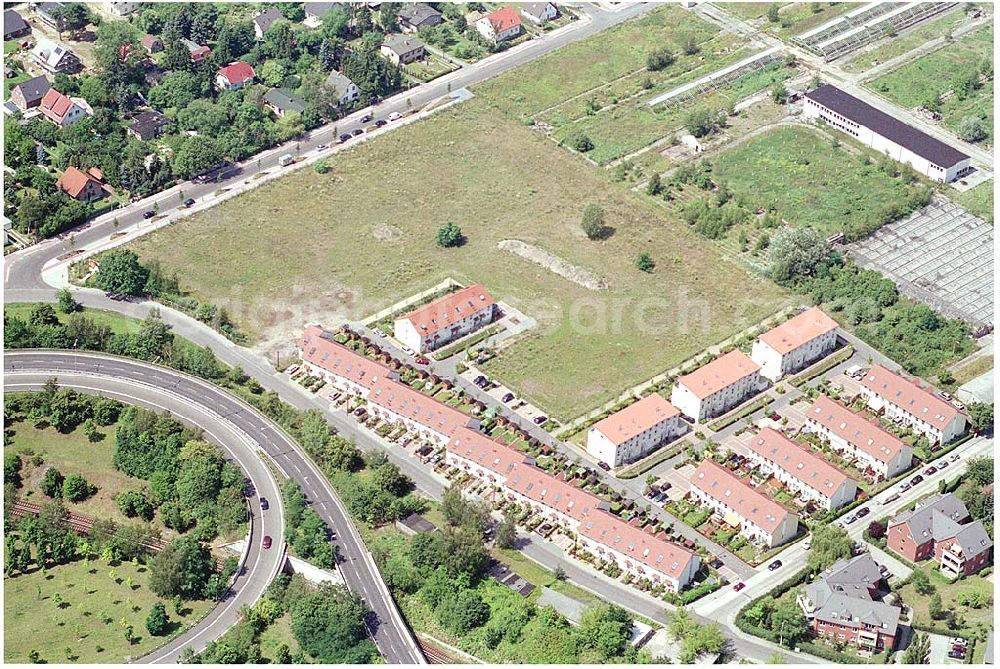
[598, 462, 611, 471]
[183, 198, 196, 207]
[360, 114, 372, 123]
[856, 506, 870, 518]
[352, 128, 364, 136]
[767, 560, 782, 571]
[260, 497, 269, 511]
[911, 474, 924, 486]
[924, 466, 937, 475]
[339, 133, 351, 142]
[502, 392, 515, 403]
[262, 535, 272, 549]
[143, 210, 155, 219]
[474, 375, 487, 386]
[375, 119, 387, 127]
[533, 415, 547, 425]
[733, 582, 746, 592]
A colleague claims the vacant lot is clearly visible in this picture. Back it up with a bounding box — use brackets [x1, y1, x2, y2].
[869, 25, 994, 142]
[129, 101, 788, 420]
[842, 8, 973, 74]
[4, 557, 212, 664]
[712, 125, 928, 237]
[950, 182, 993, 223]
[896, 562, 993, 640]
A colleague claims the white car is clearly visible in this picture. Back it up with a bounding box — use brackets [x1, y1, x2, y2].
[388, 112, 402, 121]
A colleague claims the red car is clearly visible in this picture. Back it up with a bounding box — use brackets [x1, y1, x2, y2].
[262, 535, 272, 549]
[733, 582, 746, 592]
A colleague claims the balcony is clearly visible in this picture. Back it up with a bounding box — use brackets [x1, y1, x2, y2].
[857, 629, 879, 648]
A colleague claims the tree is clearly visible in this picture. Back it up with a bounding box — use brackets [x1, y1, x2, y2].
[565, 131, 593, 152]
[57, 289, 81, 314]
[635, 252, 654, 273]
[5, 452, 23, 488]
[41, 467, 65, 498]
[291, 584, 375, 663]
[767, 4, 781, 22]
[173, 135, 223, 180]
[372, 462, 410, 497]
[771, 82, 788, 104]
[495, 510, 517, 549]
[646, 47, 674, 72]
[646, 172, 662, 196]
[767, 227, 835, 286]
[145, 602, 170, 636]
[866, 519, 887, 540]
[770, 602, 808, 646]
[116, 490, 155, 520]
[437, 589, 490, 635]
[903, 632, 930, 664]
[956, 115, 989, 143]
[62, 473, 96, 502]
[149, 535, 214, 599]
[436, 222, 464, 248]
[581, 203, 605, 240]
[967, 405, 994, 434]
[806, 524, 853, 573]
[909, 569, 934, 596]
[928, 592, 944, 620]
[94, 250, 149, 296]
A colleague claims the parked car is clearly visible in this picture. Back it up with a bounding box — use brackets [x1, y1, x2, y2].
[353, 407, 366, 417]
[910, 474, 924, 486]
[768, 560, 782, 571]
[924, 466, 937, 475]
[143, 210, 155, 219]
[183, 198, 196, 207]
[844, 513, 858, 524]
[938, 460, 949, 469]
[351, 128, 364, 136]
[502, 392, 515, 403]
[884, 493, 900, 503]
[733, 582, 746, 592]
[899, 482, 911, 492]
[803, 538, 812, 550]
[598, 462, 611, 471]
[375, 119, 387, 127]
[388, 112, 402, 121]
[262, 535, 272, 549]
[415, 356, 429, 365]
[360, 114, 372, 123]
[316, 143, 328, 151]
[339, 133, 351, 142]
[856, 506, 870, 518]
[951, 453, 961, 462]
[259, 497, 269, 511]
[533, 415, 547, 425]
[278, 153, 293, 166]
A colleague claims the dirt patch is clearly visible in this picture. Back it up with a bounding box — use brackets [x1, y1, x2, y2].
[373, 224, 403, 241]
[498, 239, 609, 291]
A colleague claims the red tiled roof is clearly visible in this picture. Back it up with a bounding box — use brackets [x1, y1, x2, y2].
[141, 34, 161, 49]
[691, 460, 793, 534]
[485, 5, 521, 31]
[677, 350, 760, 400]
[39, 88, 74, 122]
[591, 393, 680, 446]
[56, 165, 101, 198]
[217, 61, 255, 85]
[505, 463, 605, 522]
[749, 427, 853, 496]
[807, 395, 909, 465]
[447, 428, 531, 479]
[579, 509, 697, 582]
[298, 325, 392, 390]
[398, 284, 494, 338]
[859, 364, 961, 428]
[758, 307, 838, 355]
[368, 375, 476, 438]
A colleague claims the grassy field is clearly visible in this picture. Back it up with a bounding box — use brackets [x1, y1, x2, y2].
[128, 99, 788, 421]
[896, 562, 994, 638]
[950, 182, 994, 223]
[720, 2, 784, 21]
[771, 2, 854, 38]
[868, 25, 994, 142]
[711, 125, 927, 236]
[258, 612, 305, 662]
[842, 9, 973, 74]
[5, 303, 144, 335]
[4, 556, 213, 663]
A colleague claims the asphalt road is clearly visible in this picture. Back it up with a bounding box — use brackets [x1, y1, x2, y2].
[2, 350, 424, 665]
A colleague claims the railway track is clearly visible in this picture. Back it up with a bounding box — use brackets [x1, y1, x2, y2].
[417, 638, 455, 664]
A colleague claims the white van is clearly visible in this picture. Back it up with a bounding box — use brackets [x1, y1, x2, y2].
[278, 153, 293, 167]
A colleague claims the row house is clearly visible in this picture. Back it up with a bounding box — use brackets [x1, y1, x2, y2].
[690, 460, 799, 548]
[887, 493, 992, 577]
[394, 284, 496, 353]
[444, 429, 532, 487]
[297, 325, 396, 398]
[747, 427, 857, 511]
[586, 393, 686, 468]
[805, 395, 913, 481]
[366, 376, 480, 445]
[671, 350, 765, 422]
[858, 364, 967, 446]
[750, 307, 839, 382]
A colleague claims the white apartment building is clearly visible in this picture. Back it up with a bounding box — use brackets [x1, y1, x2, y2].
[297, 325, 395, 398]
[690, 460, 799, 547]
[806, 395, 913, 481]
[858, 364, 967, 446]
[751, 307, 839, 382]
[671, 350, 765, 422]
[394, 284, 496, 353]
[804, 84, 972, 183]
[587, 394, 686, 468]
[747, 428, 858, 511]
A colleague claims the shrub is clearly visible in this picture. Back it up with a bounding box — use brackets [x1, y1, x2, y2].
[564, 131, 593, 153]
[646, 47, 675, 71]
[436, 222, 464, 248]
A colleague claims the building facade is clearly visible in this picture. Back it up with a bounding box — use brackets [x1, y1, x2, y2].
[857, 364, 967, 446]
[394, 284, 496, 353]
[887, 493, 993, 577]
[297, 325, 397, 398]
[671, 350, 765, 422]
[747, 428, 857, 511]
[751, 307, 839, 382]
[587, 394, 685, 468]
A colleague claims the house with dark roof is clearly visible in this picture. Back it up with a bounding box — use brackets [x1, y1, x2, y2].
[34, 2, 65, 30]
[804, 84, 972, 183]
[141, 34, 163, 54]
[520, 2, 559, 24]
[253, 7, 284, 39]
[396, 3, 442, 33]
[263, 88, 306, 117]
[325, 70, 360, 106]
[4, 9, 31, 41]
[380, 33, 426, 65]
[128, 110, 171, 141]
[10, 75, 51, 112]
[304, 2, 337, 22]
[887, 493, 992, 576]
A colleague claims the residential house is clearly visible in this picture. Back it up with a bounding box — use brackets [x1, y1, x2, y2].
[216, 62, 256, 92]
[887, 493, 993, 577]
[520, 2, 559, 24]
[263, 88, 306, 117]
[38, 88, 89, 127]
[32, 38, 81, 74]
[127, 110, 171, 141]
[476, 6, 522, 43]
[380, 33, 426, 65]
[366, 376, 481, 445]
[797, 554, 898, 652]
[141, 34, 163, 54]
[751, 307, 839, 382]
[10, 75, 51, 112]
[396, 3, 442, 32]
[393, 284, 496, 353]
[56, 166, 106, 202]
[103, 2, 137, 16]
[445, 429, 533, 487]
[747, 427, 857, 511]
[325, 70, 361, 107]
[304, 2, 337, 22]
[296, 325, 396, 398]
[182, 39, 211, 63]
[34, 2, 64, 30]
[690, 460, 799, 548]
[858, 364, 967, 446]
[804, 84, 971, 183]
[4, 9, 31, 41]
[587, 393, 686, 468]
[253, 7, 284, 39]
[670, 350, 765, 422]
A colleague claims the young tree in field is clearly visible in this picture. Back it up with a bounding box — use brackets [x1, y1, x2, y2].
[771, 82, 788, 104]
[581, 204, 605, 240]
[40, 467, 65, 498]
[767, 4, 781, 22]
[635, 252, 654, 273]
[62, 473, 96, 502]
[436, 222, 464, 248]
[646, 47, 674, 72]
[146, 602, 170, 636]
[646, 173, 662, 196]
[766, 227, 835, 286]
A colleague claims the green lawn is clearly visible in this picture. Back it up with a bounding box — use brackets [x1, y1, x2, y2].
[895, 562, 994, 639]
[4, 556, 213, 664]
[950, 182, 994, 223]
[258, 612, 305, 662]
[128, 99, 788, 421]
[769, 2, 854, 39]
[868, 26, 994, 142]
[842, 9, 973, 74]
[711, 125, 928, 238]
[5, 303, 144, 335]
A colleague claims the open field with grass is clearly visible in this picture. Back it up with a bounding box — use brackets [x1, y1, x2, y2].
[950, 182, 994, 223]
[720, 2, 784, 21]
[4, 556, 213, 664]
[5, 303, 143, 335]
[896, 562, 994, 639]
[868, 25, 994, 142]
[711, 125, 929, 237]
[128, 99, 788, 421]
[842, 8, 973, 74]
[771, 2, 854, 38]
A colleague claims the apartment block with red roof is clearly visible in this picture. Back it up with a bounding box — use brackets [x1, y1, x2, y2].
[296, 325, 397, 398]
[587, 393, 686, 468]
[216, 61, 256, 91]
[858, 364, 967, 446]
[670, 350, 765, 422]
[393, 284, 496, 353]
[751, 307, 839, 382]
[366, 376, 480, 446]
[747, 428, 857, 511]
[690, 460, 799, 547]
[475, 6, 522, 43]
[805, 395, 913, 481]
